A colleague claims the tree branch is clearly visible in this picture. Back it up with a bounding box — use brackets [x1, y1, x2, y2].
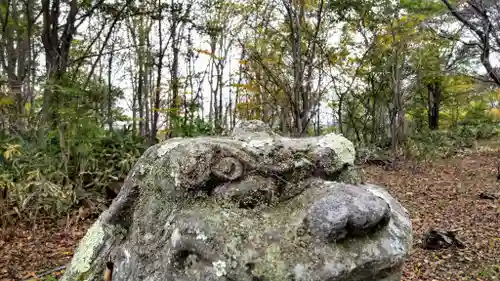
[441, 0, 500, 85]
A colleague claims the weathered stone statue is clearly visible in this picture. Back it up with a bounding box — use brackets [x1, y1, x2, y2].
[61, 120, 412, 281]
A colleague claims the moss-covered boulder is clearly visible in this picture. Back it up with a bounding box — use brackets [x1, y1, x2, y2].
[61, 120, 412, 281]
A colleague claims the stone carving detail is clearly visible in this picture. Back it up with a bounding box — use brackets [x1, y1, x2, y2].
[212, 156, 244, 181]
[61, 120, 412, 281]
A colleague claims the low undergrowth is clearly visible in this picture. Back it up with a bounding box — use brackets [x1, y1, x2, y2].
[0, 129, 148, 226]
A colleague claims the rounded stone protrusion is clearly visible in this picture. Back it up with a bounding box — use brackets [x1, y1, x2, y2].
[233, 120, 273, 133]
[230, 120, 277, 141]
[305, 195, 350, 242]
[304, 185, 391, 243]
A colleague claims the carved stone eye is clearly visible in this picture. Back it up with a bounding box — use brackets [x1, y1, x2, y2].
[211, 157, 244, 181]
[212, 175, 277, 209]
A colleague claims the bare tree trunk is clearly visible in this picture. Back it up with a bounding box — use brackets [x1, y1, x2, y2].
[427, 80, 441, 130]
[0, 0, 36, 131]
[137, 62, 144, 136]
[40, 0, 78, 127]
[315, 106, 320, 136]
[389, 18, 406, 160]
[282, 0, 325, 137]
[168, 1, 184, 138]
[216, 50, 224, 134]
[151, 0, 167, 142]
[130, 68, 138, 135]
[208, 36, 217, 132]
[107, 46, 114, 131]
[231, 48, 246, 129]
[144, 44, 151, 137]
[126, 11, 153, 137]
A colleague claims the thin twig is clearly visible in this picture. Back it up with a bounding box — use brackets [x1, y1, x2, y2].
[22, 265, 67, 281]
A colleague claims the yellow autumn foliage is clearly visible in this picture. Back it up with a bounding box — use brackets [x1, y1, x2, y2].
[3, 144, 21, 160]
[488, 107, 500, 121]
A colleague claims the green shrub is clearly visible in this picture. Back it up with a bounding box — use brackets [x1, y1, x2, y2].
[403, 122, 499, 160]
[0, 128, 148, 224]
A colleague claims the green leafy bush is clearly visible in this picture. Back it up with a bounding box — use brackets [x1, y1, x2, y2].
[0, 128, 148, 224]
[403, 122, 499, 160]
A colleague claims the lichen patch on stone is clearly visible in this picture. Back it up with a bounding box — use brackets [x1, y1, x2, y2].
[170, 228, 181, 247]
[63, 220, 106, 278]
[157, 139, 182, 157]
[318, 133, 356, 164]
[196, 232, 208, 241]
[212, 260, 227, 277]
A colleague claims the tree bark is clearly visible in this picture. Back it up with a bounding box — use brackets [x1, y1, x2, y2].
[427, 81, 441, 130]
[40, 0, 78, 127]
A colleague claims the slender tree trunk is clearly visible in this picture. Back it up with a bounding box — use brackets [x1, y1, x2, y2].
[151, 0, 166, 142]
[168, 2, 180, 137]
[427, 81, 441, 130]
[144, 49, 151, 137]
[107, 47, 114, 131]
[137, 62, 144, 136]
[40, 0, 78, 128]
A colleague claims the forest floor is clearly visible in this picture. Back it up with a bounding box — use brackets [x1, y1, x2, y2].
[0, 142, 499, 281]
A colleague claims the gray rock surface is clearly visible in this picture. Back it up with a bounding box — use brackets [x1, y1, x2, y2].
[61, 120, 412, 281]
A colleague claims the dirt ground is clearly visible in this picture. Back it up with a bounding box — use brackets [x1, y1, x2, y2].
[0, 146, 499, 281]
[363, 148, 500, 281]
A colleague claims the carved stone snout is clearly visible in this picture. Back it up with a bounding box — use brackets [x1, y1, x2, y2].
[303, 184, 391, 243]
